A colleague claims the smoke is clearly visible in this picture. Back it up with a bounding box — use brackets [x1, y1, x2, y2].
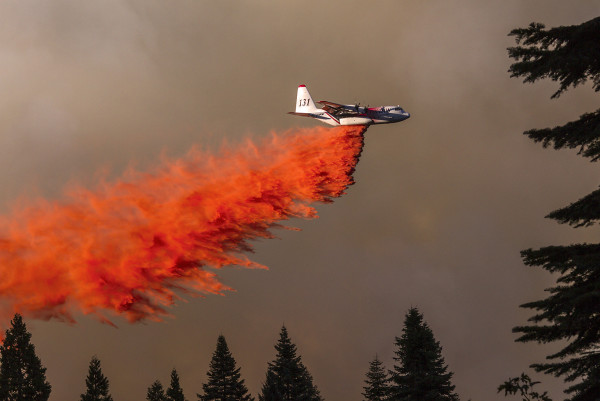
[0, 125, 366, 326]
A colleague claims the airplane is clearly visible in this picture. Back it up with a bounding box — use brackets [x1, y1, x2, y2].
[288, 85, 410, 126]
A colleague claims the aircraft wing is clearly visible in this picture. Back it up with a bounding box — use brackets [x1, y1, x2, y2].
[317, 100, 345, 109]
[317, 100, 360, 115]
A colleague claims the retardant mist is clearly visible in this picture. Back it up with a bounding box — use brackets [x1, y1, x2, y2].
[0, 126, 367, 327]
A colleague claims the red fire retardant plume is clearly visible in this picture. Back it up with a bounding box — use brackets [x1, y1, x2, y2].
[0, 125, 367, 325]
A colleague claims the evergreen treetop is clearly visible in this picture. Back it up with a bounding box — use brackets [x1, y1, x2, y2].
[147, 380, 167, 401]
[390, 308, 459, 401]
[198, 335, 253, 401]
[0, 313, 52, 401]
[259, 326, 322, 401]
[167, 368, 187, 401]
[362, 355, 390, 401]
[80, 356, 113, 401]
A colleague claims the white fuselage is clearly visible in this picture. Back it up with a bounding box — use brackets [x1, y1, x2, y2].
[289, 85, 410, 126]
[306, 105, 410, 126]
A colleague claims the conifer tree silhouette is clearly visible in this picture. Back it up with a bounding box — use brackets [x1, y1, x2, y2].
[0, 314, 51, 401]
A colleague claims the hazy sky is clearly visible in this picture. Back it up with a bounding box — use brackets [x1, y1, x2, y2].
[1, 1, 600, 400]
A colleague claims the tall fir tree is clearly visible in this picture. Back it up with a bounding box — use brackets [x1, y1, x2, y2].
[389, 308, 459, 401]
[197, 335, 253, 401]
[0, 313, 52, 401]
[148, 380, 167, 401]
[258, 326, 322, 401]
[167, 368, 187, 401]
[362, 355, 390, 401]
[507, 16, 600, 401]
[80, 356, 114, 401]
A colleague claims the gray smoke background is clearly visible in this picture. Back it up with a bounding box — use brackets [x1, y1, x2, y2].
[1, 1, 599, 400]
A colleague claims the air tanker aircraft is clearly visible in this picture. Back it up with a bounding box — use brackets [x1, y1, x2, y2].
[288, 85, 410, 126]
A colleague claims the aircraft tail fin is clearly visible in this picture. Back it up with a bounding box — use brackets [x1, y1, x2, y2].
[295, 85, 319, 113]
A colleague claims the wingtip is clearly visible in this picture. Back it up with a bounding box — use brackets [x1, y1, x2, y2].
[298, 84, 306, 88]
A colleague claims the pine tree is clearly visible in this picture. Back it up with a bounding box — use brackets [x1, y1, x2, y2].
[0, 313, 52, 401]
[197, 335, 253, 401]
[508, 17, 600, 100]
[258, 326, 322, 401]
[148, 380, 167, 401]
[389, 308, 459, 401]
[362, 355, 390, 401]
[80, 356, 114, 401]
[167, 368, 187, 401]
[507, 16, 600, 401]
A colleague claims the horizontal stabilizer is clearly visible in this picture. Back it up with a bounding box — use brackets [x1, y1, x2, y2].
[287, 112, 314, 117]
